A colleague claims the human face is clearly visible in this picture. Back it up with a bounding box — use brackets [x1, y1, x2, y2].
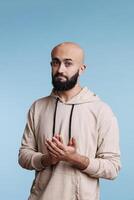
[52, 70, 79, 91]
[51, 44, 84, 91]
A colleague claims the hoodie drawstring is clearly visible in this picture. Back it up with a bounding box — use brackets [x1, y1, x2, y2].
[53, 98, 74, 141]
[69, 104, 74, 141]
[52, 98, 59, 137]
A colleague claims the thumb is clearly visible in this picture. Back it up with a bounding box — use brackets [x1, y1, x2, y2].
[59, 135, 63, 143]
[68, 137, 73, 146]
[72, 137, 77, 148]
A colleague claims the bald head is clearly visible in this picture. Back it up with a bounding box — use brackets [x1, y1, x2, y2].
[51, 42, 85, 64]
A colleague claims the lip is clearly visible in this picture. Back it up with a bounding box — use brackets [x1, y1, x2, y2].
[56, 76, 66, 79]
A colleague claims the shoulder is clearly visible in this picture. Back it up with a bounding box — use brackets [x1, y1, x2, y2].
[93, 100, 118, 129]
[85, 88, 115, 118]
[98, 101, 115, 116]
[29, 95, 53, 114]
[90, 97, 116, 121]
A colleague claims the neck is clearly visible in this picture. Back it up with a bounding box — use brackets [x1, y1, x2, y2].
[56, 83, 82, 102]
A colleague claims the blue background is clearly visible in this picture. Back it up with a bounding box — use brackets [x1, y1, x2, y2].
[0, 0, 134, 199]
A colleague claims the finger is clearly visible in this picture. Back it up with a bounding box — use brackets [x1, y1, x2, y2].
[59, 135, 63, 143]
[46, 139, 65, 155]
[72, 137, 77, 147]
[52, 137, 65, 151]
[49, 151, 58, 158]
[45, 142, 59, 156]
[54, 134, 59, 139]
[55, 134, 62, 143]
[52, 137, 58, 145]
[68, 137, 73, 146]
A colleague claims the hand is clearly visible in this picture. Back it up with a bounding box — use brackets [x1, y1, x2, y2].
[48, 152, 59, 165]
[42, 134, 63, 166]
[41, 150, 60, 167]
[48, 134, 63, 165]
[45, 135, 77, 162]
[45, 135, 89, 170]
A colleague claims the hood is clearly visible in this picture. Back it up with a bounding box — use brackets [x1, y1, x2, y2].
[50, 87, 100, 105]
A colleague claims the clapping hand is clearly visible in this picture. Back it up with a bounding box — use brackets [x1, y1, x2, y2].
[45, 134, 77, 163]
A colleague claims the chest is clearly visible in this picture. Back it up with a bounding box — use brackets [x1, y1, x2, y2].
[36, 102, 99, 154]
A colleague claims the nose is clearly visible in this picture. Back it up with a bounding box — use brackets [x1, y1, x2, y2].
[57, 62, 65, 73]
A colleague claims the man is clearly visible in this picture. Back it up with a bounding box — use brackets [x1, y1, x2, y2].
[18, 42, 121, 200]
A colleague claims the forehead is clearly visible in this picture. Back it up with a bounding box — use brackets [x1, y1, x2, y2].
[51, 45, 83, 62]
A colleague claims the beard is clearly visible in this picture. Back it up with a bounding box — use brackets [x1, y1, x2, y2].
[52, 70, 79, 91]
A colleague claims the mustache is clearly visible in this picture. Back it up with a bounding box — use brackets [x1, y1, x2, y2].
[54, 73, 68, 79]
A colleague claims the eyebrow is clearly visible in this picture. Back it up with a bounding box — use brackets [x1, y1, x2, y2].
[52, 57, 73, 62]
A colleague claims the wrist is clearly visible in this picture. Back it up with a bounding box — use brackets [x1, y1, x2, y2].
[69, 153, 89, 170]
[41, 154, 51, 168]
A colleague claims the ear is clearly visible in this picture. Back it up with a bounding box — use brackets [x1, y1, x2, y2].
[79, 64, 86, 75]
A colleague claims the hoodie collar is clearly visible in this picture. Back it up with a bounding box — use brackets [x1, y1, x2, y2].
[50, 87, 100, 105]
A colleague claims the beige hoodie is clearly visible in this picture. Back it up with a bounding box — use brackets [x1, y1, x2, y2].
[18, 87, 121, 200]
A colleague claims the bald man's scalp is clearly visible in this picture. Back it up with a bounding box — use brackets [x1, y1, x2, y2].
[51, 42, 85, 64]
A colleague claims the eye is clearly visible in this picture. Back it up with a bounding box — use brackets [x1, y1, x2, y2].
[64, 61, 73, 67]
[51, 60, 60, 67]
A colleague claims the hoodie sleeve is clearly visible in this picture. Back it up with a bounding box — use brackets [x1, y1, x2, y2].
[82, 104, 121, 180]
[18, 104, 44, 171]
